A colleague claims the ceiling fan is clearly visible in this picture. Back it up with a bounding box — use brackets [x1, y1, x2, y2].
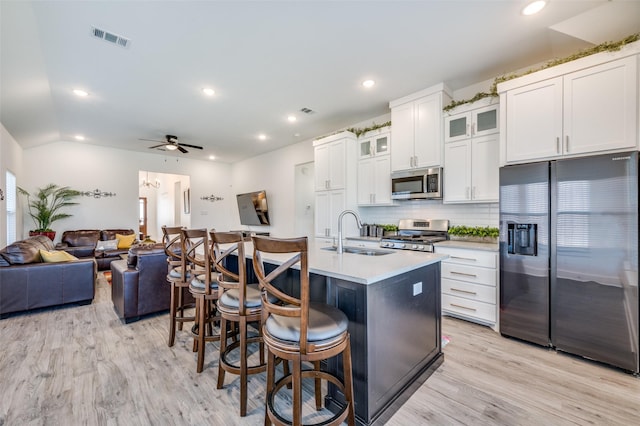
[139, 134, 203, 154]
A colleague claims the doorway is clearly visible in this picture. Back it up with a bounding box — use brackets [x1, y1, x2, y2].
[139, 170, 191, 241]
[294, 162, 314, 237]
[139, 197, 148, 240]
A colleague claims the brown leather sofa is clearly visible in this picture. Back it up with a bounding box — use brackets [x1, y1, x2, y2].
[110, 243, 174, 323]
[56, 229, 136, 271]
[0, 235, 96, 318]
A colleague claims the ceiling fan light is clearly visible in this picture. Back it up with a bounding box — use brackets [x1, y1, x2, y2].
[165, 144, 178, 151]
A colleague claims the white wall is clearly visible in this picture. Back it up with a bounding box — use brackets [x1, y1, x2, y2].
[0, 124, 24, 247]
[21, 141, 235, 243]
[231, 138, 315, 237]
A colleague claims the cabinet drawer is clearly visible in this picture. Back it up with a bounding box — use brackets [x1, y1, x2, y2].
[442, 294, 496, 323]
[438, 246, 496, 268]
[442, 278, 496, 304]
[442, 262, 496, 287]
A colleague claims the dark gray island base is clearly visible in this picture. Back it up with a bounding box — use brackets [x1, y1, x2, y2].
[322, 263, 442, 426]
[257, 260, 442, 426]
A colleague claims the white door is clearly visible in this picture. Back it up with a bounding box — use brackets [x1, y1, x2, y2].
[357, 158, 375, 205]
[314, 144, 330, 191]
[563, 56, 637, 155]
[390, 102, 415, 172]
[471, 134, 499, 202]
[505, 77, 563, 163]
[314, 191, 330, 237]
[443, 141, 470, 202]
[414, 94, 442, 168]
[373, 155, 392, 204]
[328, 140, 346, 189]
[294, 162, 315, 237]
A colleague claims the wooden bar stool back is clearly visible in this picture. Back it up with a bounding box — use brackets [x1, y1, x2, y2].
[182, 228, 220, 373]
[162, 225, 195, 347]
[252, 235, 355, 426]
[212, 231, 267, 417]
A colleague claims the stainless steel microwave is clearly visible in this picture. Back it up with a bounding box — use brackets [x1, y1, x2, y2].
[391, 167, 443, 200]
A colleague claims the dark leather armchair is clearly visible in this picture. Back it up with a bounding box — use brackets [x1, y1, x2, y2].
[110, 243, 172, 323]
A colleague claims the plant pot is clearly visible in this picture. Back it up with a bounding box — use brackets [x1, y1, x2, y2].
[383, 230, 398, 237]
[29, 230, 56, 241]
[449, 235, 497, 244]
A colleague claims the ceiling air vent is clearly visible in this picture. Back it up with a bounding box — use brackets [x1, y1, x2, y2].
[91, 26, 131, 49]
[300, 107, 315, 114]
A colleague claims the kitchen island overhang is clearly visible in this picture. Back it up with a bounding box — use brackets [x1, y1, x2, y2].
[242, 238, 448, 426]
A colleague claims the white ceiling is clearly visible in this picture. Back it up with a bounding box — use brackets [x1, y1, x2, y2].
[1, 1, 639, 163]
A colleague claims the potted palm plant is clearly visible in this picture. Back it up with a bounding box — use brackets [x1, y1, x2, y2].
[18, 184, 81, 241]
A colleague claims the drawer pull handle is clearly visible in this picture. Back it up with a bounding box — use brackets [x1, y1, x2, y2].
[451, 288, 477, 295]
[450, 256, 477, 261]
[450, 303, 477, 312]
[450, 271, 477, 278]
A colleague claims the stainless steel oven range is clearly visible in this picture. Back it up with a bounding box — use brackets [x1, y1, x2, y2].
[380, 219, 449, 252]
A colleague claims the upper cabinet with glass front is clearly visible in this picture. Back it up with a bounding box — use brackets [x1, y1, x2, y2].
[445, 102, 499, 143]
[359, 130, 390, 159]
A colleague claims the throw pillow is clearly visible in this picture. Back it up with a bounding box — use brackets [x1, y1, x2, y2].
[96, 239, 118, 251]
[116, 233, 136, 249]
[40, 249, 78, 263]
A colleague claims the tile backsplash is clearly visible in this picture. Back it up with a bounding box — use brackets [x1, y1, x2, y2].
[358, 201, 498, 228]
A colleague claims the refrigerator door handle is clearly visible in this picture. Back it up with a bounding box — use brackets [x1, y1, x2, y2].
[565, 135, 569, 152]
[556, 137, 560, 153]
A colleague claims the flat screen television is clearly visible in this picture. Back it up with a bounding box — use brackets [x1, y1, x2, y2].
[236, 190, 270, 226]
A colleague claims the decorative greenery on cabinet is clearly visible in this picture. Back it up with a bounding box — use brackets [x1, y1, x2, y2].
[443, 33, 639, 112]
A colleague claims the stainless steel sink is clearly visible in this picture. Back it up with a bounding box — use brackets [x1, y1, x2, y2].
[321, 246, 393, 256]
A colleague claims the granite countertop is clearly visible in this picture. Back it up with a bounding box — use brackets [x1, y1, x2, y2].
[243, 238, 447, 285]
[434, 240, 499, 252]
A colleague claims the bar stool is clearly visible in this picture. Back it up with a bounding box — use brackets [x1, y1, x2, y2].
[183, 228, 220, 373]
[162, 225, 195, 347]
[212, 231, 268, 417]
[252, 235, 355, 426]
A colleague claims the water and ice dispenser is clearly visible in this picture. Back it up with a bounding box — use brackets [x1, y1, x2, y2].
[507, 223, 537, 256]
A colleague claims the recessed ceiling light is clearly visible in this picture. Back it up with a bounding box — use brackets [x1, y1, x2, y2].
[258, 134, 267, 141]
[287, 115, 297, 123]
[73, 89, 88, 97]
[208, 155, 216, 160]
[74, 135, 85, 141]
[362, 79, 375, 88]
[202, 88, 215, 96]
[294, 133, 301, 137]
[522, 1, 547, 16]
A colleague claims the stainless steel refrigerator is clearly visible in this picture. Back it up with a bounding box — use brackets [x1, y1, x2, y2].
[499, 152, 639, 373]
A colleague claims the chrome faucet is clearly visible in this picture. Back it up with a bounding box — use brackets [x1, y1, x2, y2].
[337, 209, 363, 254]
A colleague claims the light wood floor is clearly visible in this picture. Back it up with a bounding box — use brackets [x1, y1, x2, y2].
[0, 274, 638, 425]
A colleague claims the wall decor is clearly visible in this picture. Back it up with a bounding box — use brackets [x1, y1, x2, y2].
[80, 189, 116, 198]
[0, 188, 4, 201]
[200, 194, 224, 202]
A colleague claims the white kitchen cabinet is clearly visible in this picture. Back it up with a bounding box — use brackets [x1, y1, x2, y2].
[357, 155, 392, 206]
[357, 130, 392, 206]
[435, 245, 499, 331]
[501, 54, 638, 164]
[314, 133, 352, 191]
[389, 83, 451, 172]
[315, 190, 346, 238]
[444, 134, 499, 203]
[313, 131, 358, 239]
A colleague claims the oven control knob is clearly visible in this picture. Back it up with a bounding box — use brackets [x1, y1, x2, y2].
[399, 243, 406, 248]
[412, 244, 418, 249]
[417, 245, 425, 250]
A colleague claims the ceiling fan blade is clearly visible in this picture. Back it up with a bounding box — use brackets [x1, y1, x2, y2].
[179, 143, 203, 150]
[139, 138, 165, 143]
[148, 144, 167, 149]
[178, 145, 188, 154]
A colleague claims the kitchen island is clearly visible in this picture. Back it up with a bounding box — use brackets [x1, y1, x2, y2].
[244, 238, 448, 426]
